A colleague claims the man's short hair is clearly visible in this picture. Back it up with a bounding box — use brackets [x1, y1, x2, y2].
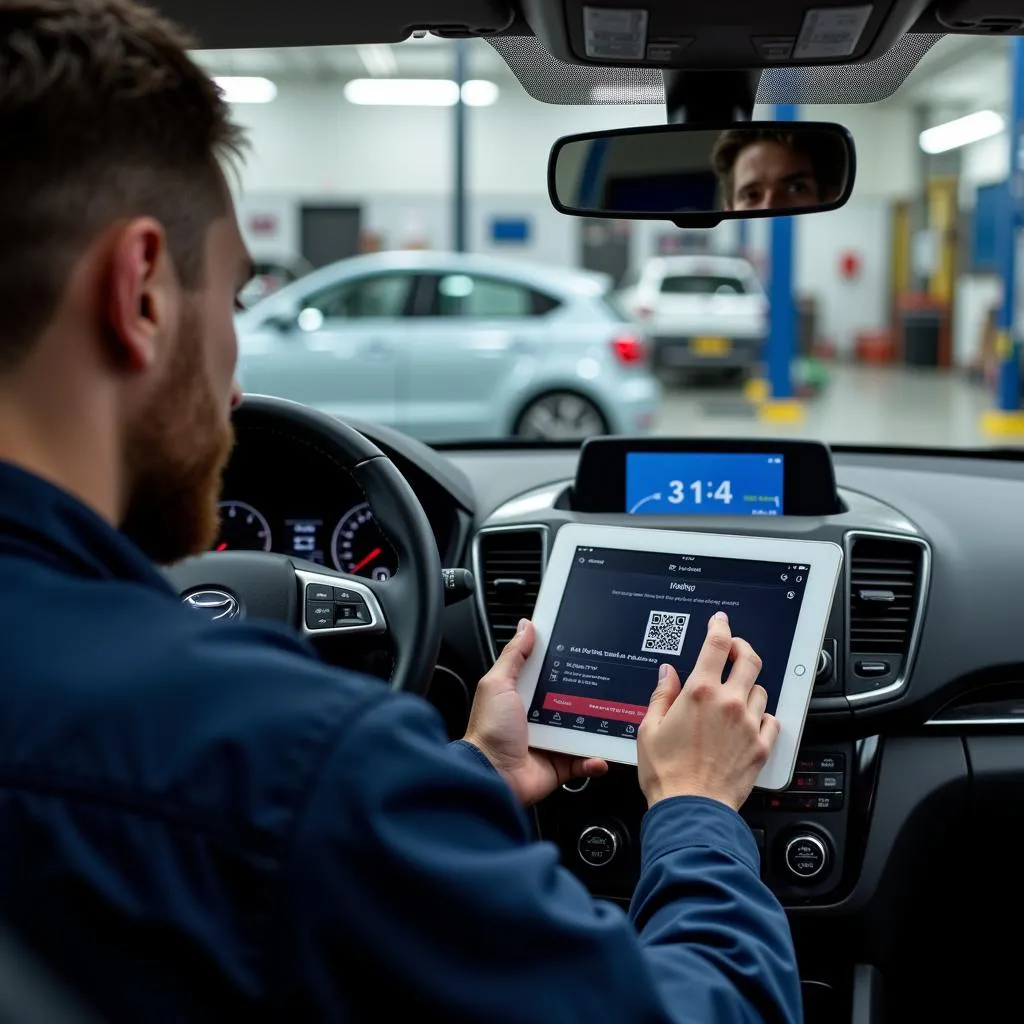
[710, 127, 847, 206]
[0, 0, 245, 371]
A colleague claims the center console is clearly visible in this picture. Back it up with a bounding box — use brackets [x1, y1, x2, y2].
[472, 435, 935, 1024]
[473, 436, 931, 1024]
[536, 737, 865, 907]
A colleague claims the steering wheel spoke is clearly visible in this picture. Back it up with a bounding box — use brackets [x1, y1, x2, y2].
[296, 565, 388, 638]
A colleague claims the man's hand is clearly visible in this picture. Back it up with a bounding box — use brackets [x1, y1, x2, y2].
[464, 619, 608, 806]
[637, 611, 779, 812]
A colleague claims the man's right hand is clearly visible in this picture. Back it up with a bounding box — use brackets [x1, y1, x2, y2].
[637, 611, 779, 812]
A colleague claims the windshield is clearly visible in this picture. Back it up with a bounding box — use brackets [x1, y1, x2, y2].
[201, 34, 1022, 449]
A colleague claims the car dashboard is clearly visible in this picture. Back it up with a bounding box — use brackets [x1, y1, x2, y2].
[222, 412, 1024, 1017]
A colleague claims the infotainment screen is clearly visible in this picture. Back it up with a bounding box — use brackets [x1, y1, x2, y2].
[572, 438, 842, 516]
[626, 452, 784, 516]
[525, 545, 810, 738]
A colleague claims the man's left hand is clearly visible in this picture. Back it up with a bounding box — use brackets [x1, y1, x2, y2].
[464, 619, 608, 806]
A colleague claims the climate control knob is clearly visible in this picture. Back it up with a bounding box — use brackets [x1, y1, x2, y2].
[577, 825, 621, 868]
[784, 833, 830, 881]
[816, 647, 834, 682]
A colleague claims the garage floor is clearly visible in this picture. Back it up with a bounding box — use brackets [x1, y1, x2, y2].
[653, 365, 1024, 448]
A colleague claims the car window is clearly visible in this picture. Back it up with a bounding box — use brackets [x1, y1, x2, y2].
[659, 274, 749, 296]
[430, 273, 559, 317]
[304, 274, 413, 320]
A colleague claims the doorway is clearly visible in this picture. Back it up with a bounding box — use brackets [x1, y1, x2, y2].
[300, 205, 363, 269]
[580, 218, 632, 286]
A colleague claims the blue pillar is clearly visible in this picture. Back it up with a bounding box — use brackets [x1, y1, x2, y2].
[768, 103, 798, 400]
[996, 38, 1024, 411]
[453, 40, 468, 253]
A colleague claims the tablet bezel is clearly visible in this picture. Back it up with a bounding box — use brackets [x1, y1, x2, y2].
[518, 523, 843, 791]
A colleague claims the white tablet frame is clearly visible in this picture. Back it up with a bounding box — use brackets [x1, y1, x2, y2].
[518, 522, 843, 791]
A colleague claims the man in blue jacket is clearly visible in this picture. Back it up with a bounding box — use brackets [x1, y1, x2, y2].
[0, 2, 802, 1021]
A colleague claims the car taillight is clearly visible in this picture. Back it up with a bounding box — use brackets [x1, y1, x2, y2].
[611, 335, 646, 365]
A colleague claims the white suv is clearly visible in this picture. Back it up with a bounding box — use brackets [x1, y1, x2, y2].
[615, 255, 768, 382]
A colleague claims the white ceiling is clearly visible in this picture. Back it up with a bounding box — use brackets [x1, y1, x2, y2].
[194, 32, 1014, 115]
[193, 34, 514, 81]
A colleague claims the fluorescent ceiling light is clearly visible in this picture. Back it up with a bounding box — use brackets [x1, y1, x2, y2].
[345, 78, 459, 105]
[919, 110, 1004, 153]
[461, 79, 499, 106]
[344, 78, 499, 106]
[214, 76, 277, 104]
[357, 44, 398, 76]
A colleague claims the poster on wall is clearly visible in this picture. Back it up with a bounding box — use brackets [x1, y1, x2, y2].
[491, 217, 531, 245]
[248, 213, 279, 239]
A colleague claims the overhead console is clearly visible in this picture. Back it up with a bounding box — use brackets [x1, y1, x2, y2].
[520, 0, 933, 70]
[572, 437, 843, 517]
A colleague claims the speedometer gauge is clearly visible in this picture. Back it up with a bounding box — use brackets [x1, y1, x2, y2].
[215, 501, 272, 552]
[331, 502, 395, 580]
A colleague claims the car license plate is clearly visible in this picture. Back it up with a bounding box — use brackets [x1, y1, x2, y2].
[691, 337, 731, 356]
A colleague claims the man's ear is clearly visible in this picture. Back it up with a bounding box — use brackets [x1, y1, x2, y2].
[105, 218, 177, 373]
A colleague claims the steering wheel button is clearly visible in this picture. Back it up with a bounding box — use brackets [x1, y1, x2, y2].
[333, 587, 357, 602]
[305, 602, 334, 629]
[305, 584, 334, 603]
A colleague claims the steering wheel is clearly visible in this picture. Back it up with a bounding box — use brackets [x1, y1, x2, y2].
[165, 395, 444, 695]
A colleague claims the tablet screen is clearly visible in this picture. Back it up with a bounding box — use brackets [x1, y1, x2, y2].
[626, 452, 785, 515]
[526, 545, 810, 739]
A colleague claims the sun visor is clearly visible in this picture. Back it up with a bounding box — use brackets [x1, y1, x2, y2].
[519, 0, 932, 70]
[152, 0, 514, 49]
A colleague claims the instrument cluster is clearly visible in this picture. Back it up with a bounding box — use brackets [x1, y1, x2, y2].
[215, 431, 399, 581]
[215, 498, 396, 580]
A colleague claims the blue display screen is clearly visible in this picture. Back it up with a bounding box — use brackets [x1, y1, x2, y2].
[625, 452, 785, 516]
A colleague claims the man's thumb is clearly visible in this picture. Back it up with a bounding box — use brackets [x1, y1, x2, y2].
[647, 663, 681, 719]
[491, 618, 535, 678]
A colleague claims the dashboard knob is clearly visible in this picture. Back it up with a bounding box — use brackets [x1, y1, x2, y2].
[577, 825, 620, 868]
[816, 647, 834, 682]
[784, 833, 830, 881]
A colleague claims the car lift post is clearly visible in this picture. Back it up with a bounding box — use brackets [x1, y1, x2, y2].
[982, 36, 1024, 439]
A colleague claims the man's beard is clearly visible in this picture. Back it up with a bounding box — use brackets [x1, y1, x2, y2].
[120, 308, 234, 565]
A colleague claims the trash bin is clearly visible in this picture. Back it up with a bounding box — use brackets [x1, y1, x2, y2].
[897, 294, 945, 367]
[902, 309, 941, 366]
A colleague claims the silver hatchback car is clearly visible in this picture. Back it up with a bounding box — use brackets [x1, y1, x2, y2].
[234, 250, 659, 443]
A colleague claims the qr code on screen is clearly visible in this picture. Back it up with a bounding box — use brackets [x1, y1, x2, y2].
[642, 611, 691, 656]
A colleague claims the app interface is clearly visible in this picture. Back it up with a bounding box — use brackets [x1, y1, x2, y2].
[528, 546, 810, 739]
[626, 452, 785, 516]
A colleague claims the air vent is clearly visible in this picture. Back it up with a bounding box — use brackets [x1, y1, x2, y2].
[848, 536, 924, 656]
[476, 528, 546, 657]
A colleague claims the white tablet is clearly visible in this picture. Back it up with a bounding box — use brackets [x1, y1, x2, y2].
[518, 523, 843, 790]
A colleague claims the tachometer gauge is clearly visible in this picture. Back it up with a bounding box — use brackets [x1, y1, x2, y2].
[331, 502, 395, 580]
[215, 501, 272, 552]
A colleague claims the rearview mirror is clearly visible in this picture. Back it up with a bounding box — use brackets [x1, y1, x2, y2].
[549, 122, 855, 227]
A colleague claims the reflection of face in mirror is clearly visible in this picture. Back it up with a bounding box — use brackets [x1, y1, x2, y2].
[711, 130, 846, 212]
